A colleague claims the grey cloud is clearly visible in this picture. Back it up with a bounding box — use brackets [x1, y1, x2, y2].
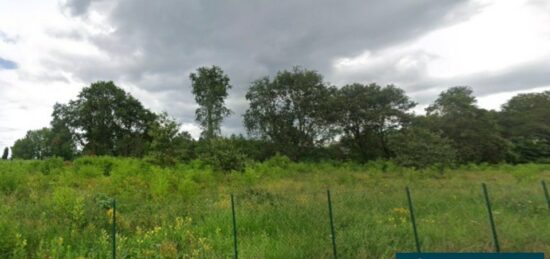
[330, 47, 550, 107]
[52, 0, 477, 135]
[99, 0, 474, 74]
[329, 49, 438, 87]
[452, 59, 550, 96]
[62, 0, 97, 16]
[407, 57, 550, 106]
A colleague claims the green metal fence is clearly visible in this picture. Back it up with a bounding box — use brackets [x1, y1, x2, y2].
[101, 181, 550, 258]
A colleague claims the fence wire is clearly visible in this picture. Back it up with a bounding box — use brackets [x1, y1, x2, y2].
[2, 179, 550, 258]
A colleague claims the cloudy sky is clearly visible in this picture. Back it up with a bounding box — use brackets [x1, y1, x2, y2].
[1, 0, 550, 148]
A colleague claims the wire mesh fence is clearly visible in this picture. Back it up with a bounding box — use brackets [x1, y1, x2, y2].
[2, 179, 550, 258]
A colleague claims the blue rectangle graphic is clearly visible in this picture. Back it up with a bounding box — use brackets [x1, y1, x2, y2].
[396, 253, 544, 259]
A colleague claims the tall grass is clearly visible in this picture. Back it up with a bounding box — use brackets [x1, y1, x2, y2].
[0, 157, 550, 258]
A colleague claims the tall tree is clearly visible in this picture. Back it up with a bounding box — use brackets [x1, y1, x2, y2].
[52, 81, 155, 156]
[11, 128, 52, 159]
[1, 147, 8, 160]
[49, 110, 77, 160]
[189, 66, 232, 140]
[500, 91, 550, 162]
[147, 112, 194, 166]
[426, 86, 508, 163]
[244, 67, 336, 159]
[335, 83, 416, 161]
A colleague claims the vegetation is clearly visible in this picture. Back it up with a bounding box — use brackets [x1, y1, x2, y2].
[10, 66, 550, 169]
[189, 66, 232, 140]
[1, 158, 550, 258]
[4, 65, 550, 256]
[244, 67, 336, 160]
[11, 128, 54, 160]
[1, 147, 8, 160]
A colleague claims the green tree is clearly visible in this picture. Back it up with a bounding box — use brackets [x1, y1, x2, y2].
[195, 138, 247, 172]
[147, 112, 194, 166]
[49, 111, 77, 160]
[1, 147, 8, 159]
[426, 86, 508, 163]
[189, 66, 232, 140]
[500, 91, 550, 162]
[243, 67, 336, 159]
[389, 127, 456, 169]
[335, 83, 416, 161]
[52, 81, 155, 156]
[11, 128, 52, 159]
[227, 134, 276, 161]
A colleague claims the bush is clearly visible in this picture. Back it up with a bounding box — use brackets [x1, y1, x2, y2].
[74, 156, 115, 176]
[0, 171, 22, 195]
[30, 157, 64, 175]
[0, 219, 17, 256]
[264, 154, 291, 169]
[390, 128, 456, 170]
[196, 138, 247, 172]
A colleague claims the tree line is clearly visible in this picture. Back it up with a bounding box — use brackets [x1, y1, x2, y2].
[7, 66, 550, 170]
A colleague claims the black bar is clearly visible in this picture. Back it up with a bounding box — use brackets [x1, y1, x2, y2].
[541, 181, 550, 216]
[231, 194, 238, 259]
[406, 186, 421, 253]
[112, 199, 116, 259]
[327, 190, 338, 259]
[482, 183, 500, 253]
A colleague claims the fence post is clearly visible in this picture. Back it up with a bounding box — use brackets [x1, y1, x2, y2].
[482, 183, 500, 253]
[406, 186, 421, 253]
[541, 181, 550, 216]
[111, 198, 116, 259]
[327, 190, 338, 259]
[231, 194, 238, 259]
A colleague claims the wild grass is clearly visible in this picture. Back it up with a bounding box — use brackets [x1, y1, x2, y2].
[1, 157, 550, 258]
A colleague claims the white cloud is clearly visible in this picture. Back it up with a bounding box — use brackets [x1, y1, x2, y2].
[477, 85, 550, 110]
[330, 0, 550, 109]
[1, 0, 550, 149]
[421, 0, 550, 78]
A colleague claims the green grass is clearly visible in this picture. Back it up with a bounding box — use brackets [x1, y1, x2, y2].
[1, 157, 550, 258]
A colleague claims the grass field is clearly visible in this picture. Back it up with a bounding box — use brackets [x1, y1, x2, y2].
[1, 157, 550, 258]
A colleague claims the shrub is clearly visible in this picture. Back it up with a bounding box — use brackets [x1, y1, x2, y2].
[0, 220, 17, 257]
[150, 168, 172, 201]
[264, 154, 291, 169]
[30, 157, 64, 175]
[196, 138, 247, 172]
[177, 178, 199, 200]
[0, 171, 22, 195]
[390, 128, 456, 170]
[74, 156, 115, 176]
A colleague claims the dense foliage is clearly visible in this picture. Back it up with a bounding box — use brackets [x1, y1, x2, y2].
[51, 81, 155, 157]
[189, 66, 232, 140]
[244, 67, 337, 160]
[9, 66, 550, 169]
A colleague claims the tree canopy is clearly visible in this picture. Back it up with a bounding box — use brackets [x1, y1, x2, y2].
[52, 81, 156, 157]
[244, 67, 336, 159]
[9, 66, 550, 169]
[335, 83, 416, 161]
[500, 91, 550, 162]
[12, 128, 52, 160]
[189, 66, 232, 140]
[425, 86, 508, 163]
[1, 147, 8, 160]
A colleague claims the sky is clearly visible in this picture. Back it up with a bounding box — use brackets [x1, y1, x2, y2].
[1, 0, 550, 149]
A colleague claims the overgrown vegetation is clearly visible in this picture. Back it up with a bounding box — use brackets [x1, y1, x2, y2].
[8, 67, 550, 170]
[1, 158, 550, 258]
[3, 66, 550, 256]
